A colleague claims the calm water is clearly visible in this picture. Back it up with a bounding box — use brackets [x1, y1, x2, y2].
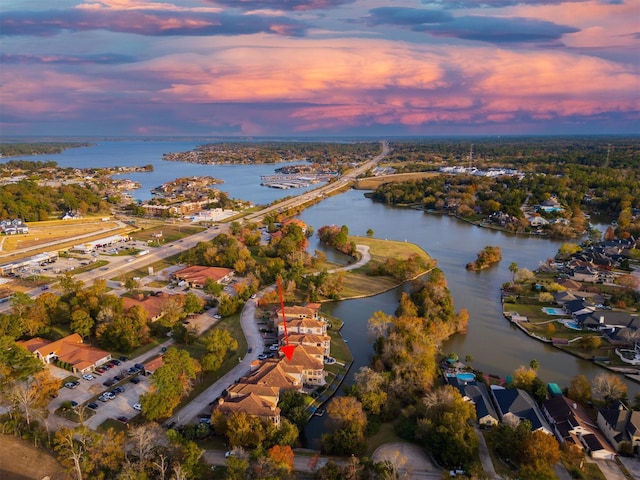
[5, 141, 637, 443]
[2, 141, 325, 203]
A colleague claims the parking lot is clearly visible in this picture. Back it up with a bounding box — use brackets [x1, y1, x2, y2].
[47, 358, 151, 430]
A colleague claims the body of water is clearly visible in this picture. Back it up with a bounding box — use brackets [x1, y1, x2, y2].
[2, 140, 325, 204]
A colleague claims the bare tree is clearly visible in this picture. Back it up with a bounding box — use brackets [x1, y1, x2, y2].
[593, 373, 627, 407]
[152, 453, 169, 480]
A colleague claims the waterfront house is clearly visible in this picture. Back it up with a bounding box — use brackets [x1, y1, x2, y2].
[563, 299, 596, 318]
[542, 396, 615, 460]
[17, 333, 111, 374]
[597, 402, 640, 453]
[490, 386, 553, 435]
[445, 375, 499, 426]
[286, 333, 331, 357]
[277, 317, 327, 336]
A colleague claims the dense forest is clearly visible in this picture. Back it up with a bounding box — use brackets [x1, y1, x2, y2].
[0, 142, 92, 157]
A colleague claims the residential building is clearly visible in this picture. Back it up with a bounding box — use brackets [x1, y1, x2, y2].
[598, 403, 640, 453]
[286, 333, 331, 357]
[212, 394, 281, 427]
[445, 375, 499, 426]
[490, 386, 553, 434]
[542, 396, 615, 460]
[123, 292, 184, 323]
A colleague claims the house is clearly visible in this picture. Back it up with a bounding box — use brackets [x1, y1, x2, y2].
[564, 299, 596, 318]
[286, 344, 326, 387]
[17, 333, 111, 374]
[445, 375, 499, 426]
[0, 219, 29, 235]
[571, 266, 599, 283]
[173, 265, 234, 288]
[542, 396, 615, 460]
[597, 403, 640, 453]
[490, 386, 553, 434]
[212, 394, 281, 427]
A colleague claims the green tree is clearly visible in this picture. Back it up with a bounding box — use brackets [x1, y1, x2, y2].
[203, 278, 223, 297]
[140, 348, 200, 421]
[70, 309, 94, 339]
[201, 328, 238, 372]
[366, 228, 374, 237]
[416, 385, 478, 468]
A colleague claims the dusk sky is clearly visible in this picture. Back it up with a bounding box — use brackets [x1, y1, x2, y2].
[1, 0, 638, 137]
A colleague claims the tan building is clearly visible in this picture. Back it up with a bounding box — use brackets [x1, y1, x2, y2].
[213, 393, 281, 427]
[123, 292, 184, 322]
[173, 265, 234, 288]
[18, 333, 111, 374]
[286, 333, 331, 357]
[278, 318, 327, 336]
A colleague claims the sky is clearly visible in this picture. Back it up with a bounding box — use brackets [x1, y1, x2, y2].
[0, 0, 639, 137]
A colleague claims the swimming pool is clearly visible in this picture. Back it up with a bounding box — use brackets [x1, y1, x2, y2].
[542, 307, 565, 315]
[558, 319, 582, 330]
[456, 373, 476, 381]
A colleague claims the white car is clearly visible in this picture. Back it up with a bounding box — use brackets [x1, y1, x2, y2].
[133, 403, 142, 411]
[82, 374, 94, 381]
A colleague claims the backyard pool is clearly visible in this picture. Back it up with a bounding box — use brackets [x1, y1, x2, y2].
[456, 373, 476, 381]
[558, 319, 582, 330]
[542, 307, 565, 315]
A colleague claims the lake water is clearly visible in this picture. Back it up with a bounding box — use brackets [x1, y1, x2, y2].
[2, 140, 325, 204]
[5, 140, 638, 444]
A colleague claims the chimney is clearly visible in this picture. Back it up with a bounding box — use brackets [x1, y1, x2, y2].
[218, 397, 224, 405]
[599, 316, 605, 324]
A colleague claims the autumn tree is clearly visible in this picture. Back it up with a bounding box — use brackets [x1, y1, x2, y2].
[567, 374, 592, 405]
[351, 367, 388, 416]
[593, 373, 627, 407]
[268, 444, 294, 472]
[8, 369, 59, 427]
[321, 396, 367, 455]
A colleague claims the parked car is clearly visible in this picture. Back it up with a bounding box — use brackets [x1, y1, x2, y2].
[133, 403, 142, 411]
[70, 401, 78, 408]
[64, 382, 79, 389]
[87, 402, 98, 409]
[257, 354, 268, 360]
[114, 386, 125, 394]
[134, 363, 144, 370]
[98, 395, 110, 402]
[116, 416, 129, 423]
[82, 374, 94, 381]
[102, 379, 115, 387]
[119, 356, 129, 362]
[110, 359, 121, 366]
[114, 375, 123, 382]
[130, 377, 141, 384]
[95, 366, 106, 373]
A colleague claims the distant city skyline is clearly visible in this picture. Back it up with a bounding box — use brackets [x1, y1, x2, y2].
[1, 0, 638, 137]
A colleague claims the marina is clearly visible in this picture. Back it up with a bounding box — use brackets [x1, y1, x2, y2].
[260, 173, 337, 189]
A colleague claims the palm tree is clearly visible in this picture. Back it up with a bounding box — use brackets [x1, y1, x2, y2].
[509, 262, 519, 285]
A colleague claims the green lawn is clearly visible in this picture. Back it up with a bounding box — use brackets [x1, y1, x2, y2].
[365, 422, 405, 456]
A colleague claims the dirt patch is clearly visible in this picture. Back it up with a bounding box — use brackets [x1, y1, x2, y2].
[0, 434, 69, 480]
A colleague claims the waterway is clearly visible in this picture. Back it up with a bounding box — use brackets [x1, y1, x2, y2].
[4, 140, 638, 441]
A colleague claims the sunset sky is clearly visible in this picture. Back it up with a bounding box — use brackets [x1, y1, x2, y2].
[1, 0, 638, 136]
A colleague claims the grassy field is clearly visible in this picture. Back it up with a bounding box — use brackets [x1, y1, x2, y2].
[129, 224, 205, 243]
[334, 236, 432, 299]
[0, 217, 132, 259]
[354, 172, 439, 190]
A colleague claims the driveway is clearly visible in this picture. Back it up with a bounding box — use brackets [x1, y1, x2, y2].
[372, 442, 441, 479]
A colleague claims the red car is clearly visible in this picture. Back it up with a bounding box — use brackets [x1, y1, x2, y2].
[116, 416, 129, 423]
